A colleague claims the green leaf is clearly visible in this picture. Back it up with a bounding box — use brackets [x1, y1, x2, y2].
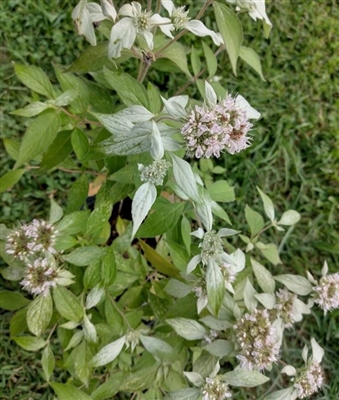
[3, 138, 20, 160]
[223, 368, 270, 387]
[190, 46, 201, 76]
[14, 110, 61, 168]
[10, 102, 50, 117]
[27, 292, 53, 336]
[14, 64, 55, 98]
[132, 182, 157, 238]
[1, 266, 25, 281]
[63, 246, 105, 266]
[181, 216, 191, 254]
[274, 274, 313, 296]
[40, 130, 73, 172]
[49, 198, 63, 224]
[251, 258, 275, 293]
[103, 67, 149, 108]
[213, 2, 243, 76]
[91, 371, 124, 400]
[42, 345, 55, 381]
[101, 250, 116, 287]
[207, 180, 235, 202]
[245, 205, 264, 237]
[166, 318, 207, 340]
[240, 46, 266, 81]
[139, 241, 181, 278]
[171, 154, 199, 202]
[0, 169, 26, 192]
[0, 291, 30, 311]
[263, 387, 295, 400]
[57, 210, 90, 235]
[10, 308, 28, 337]
[157, 40, 192, 78]
[206, 260, 225, 315]
[166, 388, 200, 400]
[71, 128, 89, 161]
[165, 279, 192, 298]
[83, 260, 102, 289]
[204, 339, 234, 357]
[278, 210, 301, 226]
[66, 174, 88, 214]
[13, 336, 46, 351]
[53, 286, 83, 322]
[147, 82, 162, 115]
[136, 199, 185, 238]
[256, 242, 282, 265]
[91, 336, 126, 367]
[257, 187, 275, 222]
[50, 382, 92, 400]
[86, 200, 113, 240]
[68, 42, 112, 73]
[203, 42, 218, 79]
[140, 335, 176, 362]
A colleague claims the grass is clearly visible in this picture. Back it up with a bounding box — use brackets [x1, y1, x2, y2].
[1, 0, 338, 398]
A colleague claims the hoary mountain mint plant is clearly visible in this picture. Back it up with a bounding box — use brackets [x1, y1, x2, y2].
[1, 1, 337, 399]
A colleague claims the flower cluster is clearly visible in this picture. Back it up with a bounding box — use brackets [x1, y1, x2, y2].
[139, 159, 171, 186]
[275, 288, 297, 329]
[293, 361, 325, 399]
[313, 272, 339, 313]
[201, 377, 232, 400]
[181, 95, 254, 158]
[200, 230, 224, 264]
[21, 258, 58, 296]
[6, 219, 57, 260]
[234, 309, 280, 370]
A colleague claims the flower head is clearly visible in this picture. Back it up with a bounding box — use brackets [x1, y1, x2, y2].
[275, 288, 297, 329]
[138, 159, 171, 186]
[192, 282, 208, 314]
[108, 2, 171, 58]
[6, 219, 57, 260]
[181, 91, 260, 158]
[313, 272, 339, 313]
[294, 361, 325, 399]
[161, 1, 223, 45]
[21, 258, 58, 296]
[201, 376, 232, 400]
[234, 309, 280, 370]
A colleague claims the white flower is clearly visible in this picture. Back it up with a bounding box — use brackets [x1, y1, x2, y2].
[109, 2, 171, 58]
[138, 159, 171, 186]
[161, 0, 223, 45]
[226, 0, 272, 35]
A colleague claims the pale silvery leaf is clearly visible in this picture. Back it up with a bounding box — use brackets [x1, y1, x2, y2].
[94, 112, 134, 135]
[206, 259, 225, 315]
[217, 228, 241, 237]
[91, 336, 126, 367]
[150, 121, 164, 160]
[115, 106, 154, 123]
[281, 365, 297, 376]
[200, 315, 232, 331]
[204, 81, 217, 107]
[11, 102, 50, 117]
[166, 388, 200, 400]
[64, 330, 84, 352]
[54, 90, 78, 107]
[162, 136, 182, 151]
[302, 344, 308, 363]
[255, 293, 276, 309]
[191, 228, 204, 239]
[83, 314, 98, 343]
[311, 338, 325, 363]
[161, 0, 176, 16]
[235, 94, 261, 119]
[227, 249, 246, 273]
[321, 260, 328, 276]
[251, 258, 275, 294]
[272, 318, 284, 347]
[170, 182, 190, 200]
[306, 271, 317, 285]
[85, 285, 105, 309]
[187, 254, 202, 274]
[60, 321, 79, 330]
[274, 275, 313, 296]
[185, 20, 222, 46]
[204, 340, 234, 357]
[257, 187, 275, 222]
[293, 298, 311, 318]
[56, 270, 76, 287]
[140, 335, 175, 361]
[171, 154, 199, 202]
[277, 210, 300, 226]
[108, 17, 137, 58]
[87, 2, 106, 22]
[131, 182, 157, 238]
[166, 318, 207, 340]
[161, 95, 188, 118]
[222, 368, 270, 387]
[165, 279, 192, 298]
[263, 387, 296, 400]
[72, 0, 97, 46]
[244, 278, 257, 313]
[101, 0, 117, 20]
[183, 372, 205, 387]
[195, 190, 213, 232]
